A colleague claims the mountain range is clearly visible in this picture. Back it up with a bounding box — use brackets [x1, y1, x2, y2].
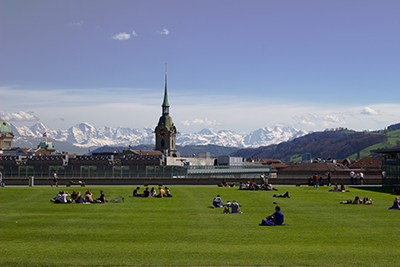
[10, 122, 308, 153]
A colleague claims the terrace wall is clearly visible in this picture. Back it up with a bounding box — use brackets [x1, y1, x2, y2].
[3, 173, 382, 186]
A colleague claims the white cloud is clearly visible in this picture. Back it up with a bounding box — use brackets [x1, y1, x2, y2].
[181, 120, 190, 126]
[322, 114, 343, 124]
[293, 113, 345, 128]
[132, 30, 138, 36]
[70, 20, 84, 27]
[360, 107, 379, 116]
[191, 118, 222, 127]
[293, 113, 319, 127]
[157, 28, 169, 35]
[112, 32, 131, 40]
[0, 111, 39, 122]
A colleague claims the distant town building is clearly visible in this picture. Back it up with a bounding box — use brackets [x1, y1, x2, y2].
[217, 156, 244, 166]
[372, 148, 400, 185]
[37, 140, 56, 154]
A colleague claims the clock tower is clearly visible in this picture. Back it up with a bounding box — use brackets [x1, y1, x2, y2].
[155, 65, 177, 154]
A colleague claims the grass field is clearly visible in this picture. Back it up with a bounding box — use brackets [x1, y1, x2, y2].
[1, 185, 399, 266]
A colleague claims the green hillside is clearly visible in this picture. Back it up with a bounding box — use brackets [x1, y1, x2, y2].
[349, 129, 400, 159]
[232, 125, 400, 162]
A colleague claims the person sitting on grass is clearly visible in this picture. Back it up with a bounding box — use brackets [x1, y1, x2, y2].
[51, 191, 63, 203]
[164, 187, 172, 197]
[213, 195, 223, 208]
[150, 187, 157, 197]
[223, 201, 231, 214]
[156, 187, 166, 198]
[219, 179, 227, 187]
[273, 191, 290, 198]
[60, 191, 71, 203]
[84, 189, 94, 203]
[239, 182, 246, 190]
[260, 205, 284, 226]
[231, 199, 242, 214]
[68, 191, 82, 204]
[70, 191, 78, 202]
[143, 187, 150, 198]
[340, 184, 347, 192]
[133, 187, 142, 197]
[388, 197, 400, 210]
[245, 181, 251, 190]
[223, 206, 230, 214]
[96, 190, 108, 203]
[75, 191, 84, 203]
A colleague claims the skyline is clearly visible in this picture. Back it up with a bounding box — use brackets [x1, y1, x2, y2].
[1, 0, 399, 134]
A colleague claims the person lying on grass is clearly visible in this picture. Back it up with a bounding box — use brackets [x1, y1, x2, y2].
[340, 196, 372, 205]
[260, 205, 284, 226]
[329, 183, 340, 192]
[273, 191, 290, 198]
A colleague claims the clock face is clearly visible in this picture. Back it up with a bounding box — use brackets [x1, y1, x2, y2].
[157, 126, 169, 137]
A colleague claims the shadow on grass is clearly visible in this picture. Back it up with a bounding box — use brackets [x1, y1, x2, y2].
[351, 186, 393, 194]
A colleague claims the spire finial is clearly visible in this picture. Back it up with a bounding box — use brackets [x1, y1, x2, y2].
[162, 63, 170, 115]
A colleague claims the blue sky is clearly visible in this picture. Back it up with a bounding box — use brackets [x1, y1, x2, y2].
[1, 0, 399, 134]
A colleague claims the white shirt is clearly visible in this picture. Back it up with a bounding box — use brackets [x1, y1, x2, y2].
[60, 193, 68, 203]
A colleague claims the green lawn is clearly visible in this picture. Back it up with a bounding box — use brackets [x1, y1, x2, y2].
[0, 185, 399, 266]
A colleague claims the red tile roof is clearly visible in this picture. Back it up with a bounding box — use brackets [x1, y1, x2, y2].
[349, 156, 382, 169]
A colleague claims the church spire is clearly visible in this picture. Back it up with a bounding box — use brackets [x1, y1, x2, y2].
[162, 63, 170, 116]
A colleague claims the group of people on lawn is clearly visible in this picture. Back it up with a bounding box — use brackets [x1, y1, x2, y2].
[340, 196, 373, 205]
[212, 194, 285, 225]
[237, 173, 278, 191]
[133, 186, 172, 198]
[213, 195, 243, 214]
[329, 183, 347, 192]
[51, 189, 107, 204]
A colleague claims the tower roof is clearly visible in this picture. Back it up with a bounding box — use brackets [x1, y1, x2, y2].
[0, 119, 13, 134]
[162, 66, 170, 108]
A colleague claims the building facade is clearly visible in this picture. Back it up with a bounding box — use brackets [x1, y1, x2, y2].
[372, 148, 400, 185]
[0, 119, 14, 150]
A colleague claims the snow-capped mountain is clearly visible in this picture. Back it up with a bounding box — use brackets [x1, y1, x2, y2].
[11, 122, 308, 149]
